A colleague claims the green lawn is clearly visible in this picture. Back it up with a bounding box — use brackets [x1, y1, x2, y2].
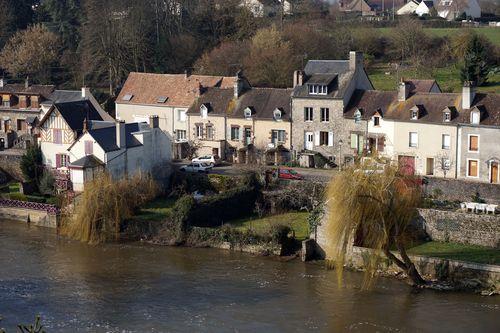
[408, 241, 500, 265]
[377, 27, 500, 46]
[368, 64, 500, 93]
[229, 212, 310, 241]
[133, 197, 176, 222]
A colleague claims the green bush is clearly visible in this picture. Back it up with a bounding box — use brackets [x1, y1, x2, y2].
[267, 224, 291, 244]
[171, 195, 196, 238]
[208, 174, 238, 193]
[39, 171, 55, 196]
[313, 153, 328, 168]
[9, 192, 27, 201]
[171, 171, 214, 195]
[25, 195, 47, 203]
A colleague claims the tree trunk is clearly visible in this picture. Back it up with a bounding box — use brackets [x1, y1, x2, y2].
[384, 244, 427, 286]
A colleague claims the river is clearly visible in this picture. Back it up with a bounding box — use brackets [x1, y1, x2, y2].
[0, 221, 498, 332]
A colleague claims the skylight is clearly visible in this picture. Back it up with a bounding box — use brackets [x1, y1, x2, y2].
[157, 96, 168, 103]
[122, 94, 133, 101]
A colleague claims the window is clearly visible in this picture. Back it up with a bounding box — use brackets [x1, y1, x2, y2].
[273, 109, 282, 121]
[195, 124, 203, 138]
[442, 134, 451, 149]
[84, 140, 93, 155]
[468, 135, 479, 152]
[244, 108, 252, 119]
[206, 125, 214, 140]
[200, 105, 208, 119]
[373, 116, 380, 126]
[2, 99, 10, 107]
[304, 107, 313, 121]
[157, 96, 168, 103]
[56, 154, 70, 168]
[354, 109, 362, 123]
[308, 84, 327, 95]
[411, 110, 419, 120]
[231, 126, 240, 140]
[409, 132, 418, 148]
[443, 112, 451, 122]
[17, 119, 27, 131]
[319, 131, 329, 146]
[178, 110, 187, 122]
[470, 111, 480, 124]
[467, 159, 479, 177]
[176, 130, 186, 141]
[272, 130, 286, 144]
[53, 129, 62, 144]
[320, 108, 329, 122]
[442, 158, 451, 171]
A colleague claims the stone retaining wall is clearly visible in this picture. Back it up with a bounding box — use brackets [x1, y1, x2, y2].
[425, 178, 500, 204]
[0, 206, 58, 228]
[0, 153, 24, 181]
[417, 208, 500, 248]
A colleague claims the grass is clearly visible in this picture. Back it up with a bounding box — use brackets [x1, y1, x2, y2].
[377, 27, 500, 46]
[133, 197, 176, 222]
[229, 211, 310, 241]
[408, 241, 500, 265]
[367, 63, 500, 93]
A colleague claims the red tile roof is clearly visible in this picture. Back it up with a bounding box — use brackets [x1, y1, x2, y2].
[116, 72, 236, 107]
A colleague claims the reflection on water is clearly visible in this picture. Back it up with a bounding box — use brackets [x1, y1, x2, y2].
[0, 221, 498, 332]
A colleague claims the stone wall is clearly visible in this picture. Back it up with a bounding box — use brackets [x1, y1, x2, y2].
[0, 152, 24, 181]
[425, 178, 500, 204]
[417, 208, 500, 248]
[0, 206, 58, 228]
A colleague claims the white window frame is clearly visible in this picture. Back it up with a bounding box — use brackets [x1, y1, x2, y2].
[441, 134, 451, 150]
[273, 109, 282, 121]
[244, 108, 252, 120]
[195, 124, 203, 139]
[409, 132, 418, 148]
[467, 134, 479, 153]
[466, 158, 480, 178]
[320, 108, 329, 122]
[470, 111, 480, 125]
[373, 116, 380, 127]
[304, 107, 313, 122]
[178, 110, 187, 122]
[411, 110, 418, 120]
[176, 130, 187, 141]
[443, 112, 451, 122]
[200, 105, 208, 119]
[230, 126, 240, 141]
[308, 84, 327, 95]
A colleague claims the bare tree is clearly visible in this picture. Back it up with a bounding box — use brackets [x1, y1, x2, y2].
[435, 152, 454, 179]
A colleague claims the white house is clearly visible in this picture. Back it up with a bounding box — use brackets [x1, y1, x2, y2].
[396, 0, 420, 15]
[240, 0, 292, 17]
[415, 0, 436, 16]
[67, 116, 171, 191]
[436, 0, 481, 20]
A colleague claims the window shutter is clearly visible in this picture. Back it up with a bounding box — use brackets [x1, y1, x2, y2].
[328, 132, 334, 147]
[377, 136, 385, 152]
[55, 154, 61, 168]
[350, 133, 358, 149]
[314, 132, 320, 146]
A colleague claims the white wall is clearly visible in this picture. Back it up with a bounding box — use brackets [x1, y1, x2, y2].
[368, 116, 395, 157]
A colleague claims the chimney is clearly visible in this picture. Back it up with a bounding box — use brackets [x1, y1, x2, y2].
[184, 69, 191, 79]
[116, 120, 126, 149]
[25, 76, 29, 89]
[0, 78, 4, 88]
[234, 70, 244, 99]
[398, 79, 410, 101]
[83, 117, 88, 132]
[82, 87, 91, 99]
[149, 115, 159, 129]
[293, 70, 304, 88]
[349, 51, 363, 71]
[462, 81, 475, 109]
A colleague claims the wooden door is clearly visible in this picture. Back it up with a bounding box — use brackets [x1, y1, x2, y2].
[426, 158, 434, 176]
[491, 163, 499, 183]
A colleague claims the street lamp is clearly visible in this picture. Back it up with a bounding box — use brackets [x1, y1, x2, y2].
[338, 139, 344, 171]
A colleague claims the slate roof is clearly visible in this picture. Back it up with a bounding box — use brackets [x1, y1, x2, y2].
[187, 87, 293, 121]
[304, 60, 350, 76]
[345, 89, 500, 127]
[41, 90, 85, 106]
[0, 83, 55, 98]
[69, 155, 104, 169]
[41, 100, 108, 133]
[405, 79, 441, 93]
[87, 123, 143, 153]
[116, 72, 237, 107]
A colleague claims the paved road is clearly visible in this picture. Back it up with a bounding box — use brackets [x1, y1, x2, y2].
[174, 162, 337, 183]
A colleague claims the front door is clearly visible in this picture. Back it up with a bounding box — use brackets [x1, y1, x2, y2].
[491, 162, 499, 183]
[426, 158, 434, 176]
[305, 132, 314, 151]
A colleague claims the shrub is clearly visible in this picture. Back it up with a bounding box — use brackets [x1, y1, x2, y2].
[20, 146, 42, 183]
[170, 171, 214, 195]
[267, 224, 291, 244]
[39, 171, 55, 196]
[9, 192, 27, 201]
[171, 195, 196, 239]
[208, 174, 238, 193]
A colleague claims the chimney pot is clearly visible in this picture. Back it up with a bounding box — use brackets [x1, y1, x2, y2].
[293, 70, 304, 88]
[116, 120, 126, 149]
[349, 51, 363, 71]
[149, 115, 159, 129]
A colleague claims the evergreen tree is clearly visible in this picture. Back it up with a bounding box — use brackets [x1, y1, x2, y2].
[460, 34, 492, 86]
[20, 145, 43, 184]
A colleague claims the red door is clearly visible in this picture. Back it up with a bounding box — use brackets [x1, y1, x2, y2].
[398, 156, 415, 175]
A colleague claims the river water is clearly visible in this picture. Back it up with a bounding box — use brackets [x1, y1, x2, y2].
[0, 221, 498, 332]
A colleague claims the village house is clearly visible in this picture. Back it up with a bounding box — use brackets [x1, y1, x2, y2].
[435, 0, 481, 20]
[115, 72, 236, 158]
[290, 51, 373, 168]
[187, 74, 292, 164]
[343, 81, 499, 182]
[340, 0, 406, 16]
[415, 0, 436, 16]
[397, 0, 420, 15]
[66, 116, 171, 191]
[240, 0, 293, 17]
[0, 78, 54, 149]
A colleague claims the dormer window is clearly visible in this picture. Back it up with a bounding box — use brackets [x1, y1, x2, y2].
[122, 94, 133, 101]
[157, 96, 168, 103]
[410, 106, 419, 120]
[373, 116, 380, 126]
[273, 108, 282, 121]
[200, 104, 208, 119]
[470, 110, 480, 125]
[244, 107, 252, 120]
[443, 111, 451, 122]
[308, 84, 328, 95]
[354, 109, 362, 124]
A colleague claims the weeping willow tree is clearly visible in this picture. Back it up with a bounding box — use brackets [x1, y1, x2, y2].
[62, 172, 158, 244]
[326, 164, 426, 288]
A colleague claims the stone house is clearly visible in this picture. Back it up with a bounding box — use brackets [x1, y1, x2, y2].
[435, 0, 481, 20]
[187, 75, 292, 164]
[0, 78, 55, 148]
[290, 52, 373, 167]
[240, 0, 293, 17]
[115, 72, 236, 158]
[66, 116, 171, 192]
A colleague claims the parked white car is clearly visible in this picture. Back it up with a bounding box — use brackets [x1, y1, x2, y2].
[180, 163, 210, 173]
[192, 155, 219, 166]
